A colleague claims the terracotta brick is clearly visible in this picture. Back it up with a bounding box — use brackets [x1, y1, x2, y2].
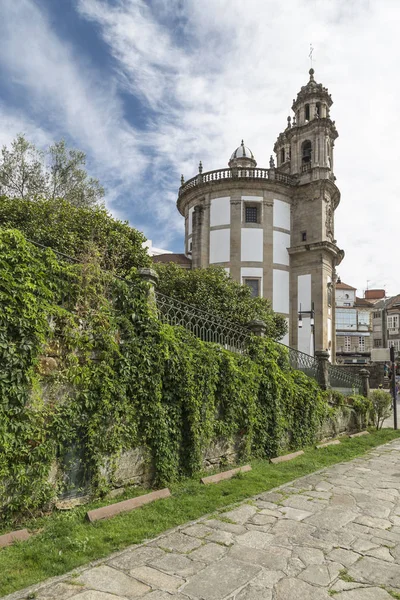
[87, 488, 171, 523]
[270, 450, 304, 464]
[200, 465, 251, 485]
[349, 431, 370, 438]
[316, 440, 341, 449]
[0, 529, 30, 548]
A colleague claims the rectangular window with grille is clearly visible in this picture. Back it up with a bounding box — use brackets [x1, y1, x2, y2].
[344, 336, 351, 352]
[358, 337, 365, 351]
[244, 278, 260, 297]
[245, 206, 258, 223]
[374, 339, 382, 348]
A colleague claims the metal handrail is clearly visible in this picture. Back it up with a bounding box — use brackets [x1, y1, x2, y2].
[155, 291, 251, 354]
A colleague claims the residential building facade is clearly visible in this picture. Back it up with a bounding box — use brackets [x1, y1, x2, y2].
[176, 69, 344, 355]
[335, 282, 374, 365]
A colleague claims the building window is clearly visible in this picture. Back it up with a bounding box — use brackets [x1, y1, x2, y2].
[358, 312, 370, 326]
[374, 339, 382, 348]
[336, 309, 357, 330]
[301, 231, 307, 241]
[189, 241, 192, 252]
[373, 311, 381, 318]
[244, 278, 260, 297]
[344, 336, 351, 352]
[358, 337, 365, 351]
[388, 315, 399, 330]
[245, 206, 258, 223]
[305, 104, 310, 121]
[280, 148, 285, 164]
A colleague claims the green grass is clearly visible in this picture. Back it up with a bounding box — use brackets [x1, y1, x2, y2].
[0, 429, 399, 597]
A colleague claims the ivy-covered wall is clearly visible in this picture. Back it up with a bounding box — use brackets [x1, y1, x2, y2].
[0, 229, 349, 520]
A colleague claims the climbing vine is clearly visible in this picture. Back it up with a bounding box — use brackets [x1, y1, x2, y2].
[1, 228, 336, 520]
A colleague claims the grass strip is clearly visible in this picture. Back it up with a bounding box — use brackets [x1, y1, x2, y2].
[1, 428, 399, 597]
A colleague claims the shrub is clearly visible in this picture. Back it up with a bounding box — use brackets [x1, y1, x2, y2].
[155, 262, 286, 341]
[347, 394, 373, 430]
[0, 229, 328, 521]
[0, 195, 150, 275]
[370, 390, 393, 429]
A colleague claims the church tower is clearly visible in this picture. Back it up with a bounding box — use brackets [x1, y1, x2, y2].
[176, 69, 344, 359]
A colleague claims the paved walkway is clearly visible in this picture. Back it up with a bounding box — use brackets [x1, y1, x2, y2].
[6, 439, 400, 600]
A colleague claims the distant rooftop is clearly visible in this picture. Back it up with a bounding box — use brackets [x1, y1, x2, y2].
[336, 282, 356, 290]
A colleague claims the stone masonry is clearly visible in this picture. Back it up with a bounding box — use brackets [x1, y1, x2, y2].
[6, 438, 400, 600]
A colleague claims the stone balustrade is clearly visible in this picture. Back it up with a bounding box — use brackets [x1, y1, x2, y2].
[179, 167, 298, 197]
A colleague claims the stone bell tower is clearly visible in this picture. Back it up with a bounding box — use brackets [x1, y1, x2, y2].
[273, 68, 343, 358]
[176, 68, 344, 359]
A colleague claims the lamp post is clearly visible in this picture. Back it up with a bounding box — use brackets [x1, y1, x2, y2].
[298, 301, 316, 356]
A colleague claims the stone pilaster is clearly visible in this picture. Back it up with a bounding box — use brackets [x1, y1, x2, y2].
[192, 205, 204, 269]
[230, 192, 241, 282]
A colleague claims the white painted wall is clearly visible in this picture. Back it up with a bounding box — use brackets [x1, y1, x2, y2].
[273, 269, 289, 314]
[273, 231, 290, 266]
[273, 199, 290, 230]
[210, 229, 230, 263]
[210, 197, 230, 227]
[188, 207, 194, 236]
[336, 288, 356, 307]
[241, 267, 263, 297]
[297, 274, 312, 354]
[241, 228, 263, 262]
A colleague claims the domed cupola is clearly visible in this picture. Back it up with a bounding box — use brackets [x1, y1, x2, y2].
[228, 140, 257, 168]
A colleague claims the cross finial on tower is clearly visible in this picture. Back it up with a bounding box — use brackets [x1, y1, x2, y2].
[309, 43, 314, 68]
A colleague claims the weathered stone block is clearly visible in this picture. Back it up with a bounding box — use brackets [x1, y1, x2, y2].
[0, 528, 30, 548]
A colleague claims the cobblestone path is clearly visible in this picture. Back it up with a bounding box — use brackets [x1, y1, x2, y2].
[6, 438, 400, 600]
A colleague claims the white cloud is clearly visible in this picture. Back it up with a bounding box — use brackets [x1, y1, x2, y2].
[77, 0, 400, 295]
[0, 0, 147, 209]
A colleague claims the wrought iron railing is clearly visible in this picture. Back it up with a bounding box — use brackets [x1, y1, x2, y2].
[327, 363, 362, 393]
[179, 167, 298, 196]
[278, 342, 320, 380]
[155, 291, 251, 353]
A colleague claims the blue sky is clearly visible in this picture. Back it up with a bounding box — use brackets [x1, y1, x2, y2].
[0, 0, 399, 295]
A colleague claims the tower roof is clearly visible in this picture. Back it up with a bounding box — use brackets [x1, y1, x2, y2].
[292, 68, 333, 111]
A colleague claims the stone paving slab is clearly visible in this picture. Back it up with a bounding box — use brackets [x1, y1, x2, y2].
[4, 438, 400, 600]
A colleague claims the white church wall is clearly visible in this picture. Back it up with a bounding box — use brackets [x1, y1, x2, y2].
[210, 196, 231, 227]
[273, 231, 290, 266]
[297, 274, 312, 355]
[241, 228, 263, 262]
[273, 199, 290, 230]
[210, 229, 230, 263]
[273, 269, 289, 314]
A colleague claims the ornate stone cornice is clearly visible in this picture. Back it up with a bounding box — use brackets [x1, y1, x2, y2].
[288, 240, 344, 265]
